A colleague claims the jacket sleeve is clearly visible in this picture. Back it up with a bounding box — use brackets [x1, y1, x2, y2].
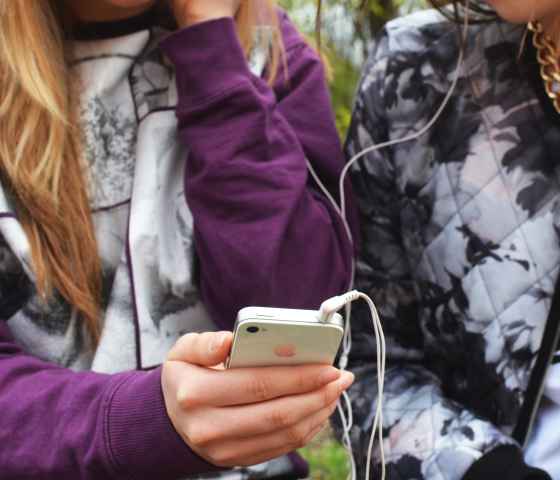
[334, 29, 548, 480]
[0, 322, 218, 479]
[159, 12, 357, 329]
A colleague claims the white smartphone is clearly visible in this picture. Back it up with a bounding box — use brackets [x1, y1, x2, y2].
[226, 307, 344, 368]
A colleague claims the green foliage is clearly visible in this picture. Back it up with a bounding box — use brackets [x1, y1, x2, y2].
[280, 0, 425, 137]
[326, 47, 360, 138]
[299, 429, 350, 480]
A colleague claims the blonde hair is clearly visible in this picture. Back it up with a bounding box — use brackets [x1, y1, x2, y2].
[0, 0, 283, 343]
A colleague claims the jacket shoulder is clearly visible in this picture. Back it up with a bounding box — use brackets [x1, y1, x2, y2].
[357, 10, 522, 124]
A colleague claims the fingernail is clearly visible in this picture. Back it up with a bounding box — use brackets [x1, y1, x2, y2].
[318, 367, 341, 385]
[340, 371, 355, 390]
[209, 332, 228, 353]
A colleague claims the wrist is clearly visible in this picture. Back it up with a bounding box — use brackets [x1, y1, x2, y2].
[107, 368, 221, 477]
[175, 9, 233, 28]
[179, 12, 232, 28]
[160, 18, 251, 108]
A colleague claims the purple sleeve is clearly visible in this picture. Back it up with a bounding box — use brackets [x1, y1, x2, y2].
[0, 13, 354, 479]
[160, 13, 357, 329]
[0, 323, 218, 479]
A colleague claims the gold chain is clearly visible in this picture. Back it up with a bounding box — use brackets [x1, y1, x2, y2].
[528, 21, 560, 114]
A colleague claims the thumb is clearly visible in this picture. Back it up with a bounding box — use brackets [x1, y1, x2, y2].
[167, 331, 233, 367]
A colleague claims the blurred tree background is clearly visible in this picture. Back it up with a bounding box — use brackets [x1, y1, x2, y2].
[280, 0, 426, 138]
[278, 1, 426, 478]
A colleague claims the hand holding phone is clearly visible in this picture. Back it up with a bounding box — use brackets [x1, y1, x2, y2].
[161, 331, 354, 468]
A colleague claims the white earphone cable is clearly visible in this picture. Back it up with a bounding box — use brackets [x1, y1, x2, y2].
[339, 1, 471, 222]
[307, 2, 471, 478]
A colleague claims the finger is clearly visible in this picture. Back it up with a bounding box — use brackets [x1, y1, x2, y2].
[232, 423, 327, 468]
[179, 363, 346, 408]
[209, 405, 334, 468]
[168, 331, 232, 366]
[237, 425, 325, 467]
[201, 373, 353, 439]
[246, 423, 327, 467]
[241, 399, 336, 452]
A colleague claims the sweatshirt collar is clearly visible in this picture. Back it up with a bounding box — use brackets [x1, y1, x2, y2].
[70, 5, 171, 41]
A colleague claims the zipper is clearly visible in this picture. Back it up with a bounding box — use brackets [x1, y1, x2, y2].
[513, 271, 560, 445]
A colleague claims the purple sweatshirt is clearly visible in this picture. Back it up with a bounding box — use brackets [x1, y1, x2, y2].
[0, 12, 356, 480]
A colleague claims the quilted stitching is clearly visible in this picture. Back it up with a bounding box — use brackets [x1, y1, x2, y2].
[337, 10, 560, 480]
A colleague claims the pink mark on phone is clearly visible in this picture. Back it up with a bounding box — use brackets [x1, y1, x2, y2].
[274, 344, 296, 358]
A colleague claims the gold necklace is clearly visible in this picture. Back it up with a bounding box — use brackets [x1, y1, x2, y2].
[528, 21, 560, 114]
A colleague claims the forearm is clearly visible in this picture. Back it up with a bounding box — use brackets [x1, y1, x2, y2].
[161, 19, 353, 325]
[0, 323, 217, 479]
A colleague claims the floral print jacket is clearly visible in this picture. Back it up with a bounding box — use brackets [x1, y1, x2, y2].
[341, 9, 560, 480]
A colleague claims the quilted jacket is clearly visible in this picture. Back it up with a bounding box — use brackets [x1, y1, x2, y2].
[341, 9, 560, 480]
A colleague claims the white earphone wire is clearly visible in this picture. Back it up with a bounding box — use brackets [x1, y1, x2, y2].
[306, 2, 471, 478]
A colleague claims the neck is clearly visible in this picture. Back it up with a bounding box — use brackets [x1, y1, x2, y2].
[541, 17, 560, 49]
[63, 0, 157, 23]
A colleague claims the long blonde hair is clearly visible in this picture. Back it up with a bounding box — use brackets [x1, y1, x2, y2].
[0, 0, 283, 342]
